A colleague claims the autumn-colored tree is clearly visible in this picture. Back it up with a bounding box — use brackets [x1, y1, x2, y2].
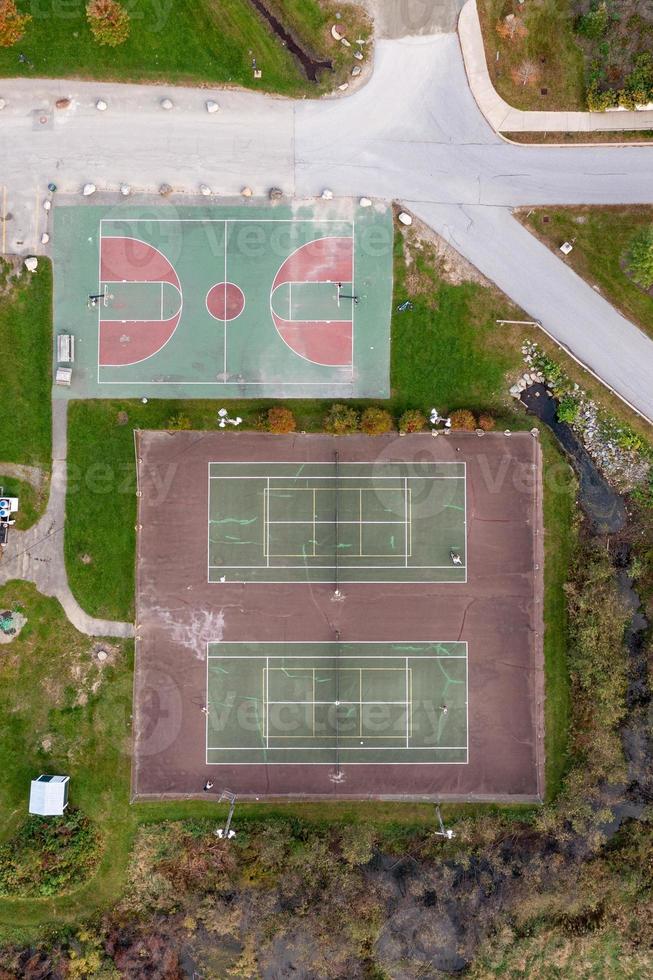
[0, 0, 31, 47]
[266, 406, 296, 434]
[323, 403, 360, 435]
[495, 14, 527, 42]
[478, 413, 496, 431]
[449, 409, 477, 431]
[360, 406, 393, 435]
[86, 0, 130, 46]
[398, 409, 427, 433]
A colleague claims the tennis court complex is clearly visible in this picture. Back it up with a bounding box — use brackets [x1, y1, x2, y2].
[207, 641, 467, 765]
[208, 460, 466, 583]
[52, 200, 392, 399]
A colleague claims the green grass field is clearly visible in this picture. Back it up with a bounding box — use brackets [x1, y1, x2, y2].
[522, 207, 653, 341]
[0, 260, 51, 470]
[0, 0, 368, 94]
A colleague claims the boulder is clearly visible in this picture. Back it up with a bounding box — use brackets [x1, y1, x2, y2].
[359, 197, 372, 207]
[95, 98, 108, 111]
[351, 65, 362, 77]
[241, 186, 253, 197]
[55, 97, 71, 109]
[119, 183, 131, 196]
[160, 98, 174, 110]
[40, 232, 50, 245]
[199, 184, 212, 196]
[82, 183, 96, 196]
[205, 99, 220, 113]
[24, 256, 38, 272]
[397, 211, 412, 226]
[269, 187, 283, 200]
[0, 98, 6, 111]
[321, 188, 334, 200]
[159, 183, 173, 196]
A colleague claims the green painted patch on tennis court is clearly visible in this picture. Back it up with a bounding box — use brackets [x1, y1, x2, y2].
[206, 641, 468, 765]
[208, 460, 467, 583]
[52, 201, 392, 399]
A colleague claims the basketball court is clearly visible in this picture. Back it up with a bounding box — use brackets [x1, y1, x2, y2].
[52, 200, 393, 399]
[132, 431, 545, 802]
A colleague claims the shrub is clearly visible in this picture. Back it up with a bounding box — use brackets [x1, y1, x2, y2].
[586, 82, 617, 112]
[557, 397, 579, 424]
[167, 412, 192, 430]
[86, 0, 130, 46]
[576, 1, 609, 41]
[477, 413, 496, 432]
[323, 403, 360, 435]
[398, 409, 426, 433]
[339, 824, 376, 866]
[265, 406, 296, 434]
[0, 0, 31, 47]
[360, 406, 393, 435]
[626, 225, 653, 289]
[449, 409, 476, 431]
[0, 809, 101, 897]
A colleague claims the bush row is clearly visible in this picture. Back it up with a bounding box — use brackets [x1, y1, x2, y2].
[252, 405, 496, 435]
[0, 0, 130, 48]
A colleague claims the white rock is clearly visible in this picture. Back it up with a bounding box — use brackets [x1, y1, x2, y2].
[160, 98, 174, 110]
[341, 37, 351, 47]
[398, 211, 412, 226]
[82, 183, 96, 196]
[119, 183, 131, 196]
[24, 256, 38, 272]
[354, 50, 363, 60]
[359, 197, 372, 207]
[338, 82, 349, 91]
[40, 232, 50, 245]
[321, 188, 334, 200]
[43, 199, 52, 211]
[509, 384, 521, 397]
[95, 98, 108, 111]
[206, 99, 220, 113]
[351, 66, 362, 77]
[0, 98, 6, 111]
[200, 184, 212, 196]
[241, 186, 253, 197]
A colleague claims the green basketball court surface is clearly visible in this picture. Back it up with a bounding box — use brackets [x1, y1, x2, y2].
[206, 641, 468, 765]
[208, 460, 467, 583]
[52, 200, 393, 399]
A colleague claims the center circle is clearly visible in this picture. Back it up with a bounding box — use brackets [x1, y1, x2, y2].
[206, 281, 245, 321]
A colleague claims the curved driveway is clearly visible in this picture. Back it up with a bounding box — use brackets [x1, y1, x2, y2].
[1, 33, 652, 419]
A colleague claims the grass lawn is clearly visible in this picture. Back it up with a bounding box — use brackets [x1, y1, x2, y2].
[0, 475, 47, 531]
[0, 0, 368, 94]
[520, 206, 653, 342]
[478, 0, 585, 112]
[505, 131, 653, 144]
[0, 260, 51, 470]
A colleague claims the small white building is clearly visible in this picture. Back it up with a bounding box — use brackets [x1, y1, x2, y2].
[28, 775, 69, 816]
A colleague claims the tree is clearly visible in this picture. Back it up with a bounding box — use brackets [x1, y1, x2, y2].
[265, 406, 296, 434]
[360, 406, 393, 435]
[626, 225, 653, 289]
[477, 413, 496, 431]
[0, 0, 31, 47]
[511, 60, 540, 88]
[86, 0, 130, 47]
[398, 409, 426, 433]
[449, 409, 477, 431]
[323, 403, 360, 435]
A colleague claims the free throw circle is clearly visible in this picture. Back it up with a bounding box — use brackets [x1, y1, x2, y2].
[206, 282, 245, 321]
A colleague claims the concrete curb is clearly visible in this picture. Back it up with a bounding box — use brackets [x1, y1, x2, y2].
[458, 0, 653, 135]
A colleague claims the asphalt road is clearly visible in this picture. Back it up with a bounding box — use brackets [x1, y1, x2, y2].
[1, 33, 652, 419]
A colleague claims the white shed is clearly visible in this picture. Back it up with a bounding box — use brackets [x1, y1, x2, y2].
[28, 775, 69, 816]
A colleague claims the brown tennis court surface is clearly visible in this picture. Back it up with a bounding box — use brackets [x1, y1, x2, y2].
[132, 431, 544, 802]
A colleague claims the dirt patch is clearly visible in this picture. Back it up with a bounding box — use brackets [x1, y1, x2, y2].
[401, 215, 491, 287]
[0, 611, 27, 644]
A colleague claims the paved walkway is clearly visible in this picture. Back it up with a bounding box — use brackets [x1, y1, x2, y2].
[0, 401, 134, 638]
[458, 0, 653, 134]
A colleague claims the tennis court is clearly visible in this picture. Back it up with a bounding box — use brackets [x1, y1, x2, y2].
[52, 200, 393, 399]
[132, 431, 545, 802]
[206, 641, 467, 765]
[208, 460, 466, 583]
